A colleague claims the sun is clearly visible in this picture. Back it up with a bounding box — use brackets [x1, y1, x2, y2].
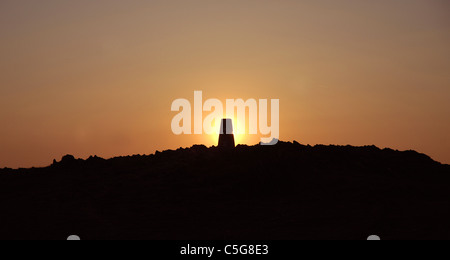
[232, 117, 246, 145]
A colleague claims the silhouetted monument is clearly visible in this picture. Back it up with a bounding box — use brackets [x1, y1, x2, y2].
[219, 119, 235, 148]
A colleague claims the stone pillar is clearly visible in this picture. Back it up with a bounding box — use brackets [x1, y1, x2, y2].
[218, 119, 235, 148]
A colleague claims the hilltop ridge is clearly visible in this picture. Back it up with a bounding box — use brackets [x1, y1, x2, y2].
[0, 141, 449, 240]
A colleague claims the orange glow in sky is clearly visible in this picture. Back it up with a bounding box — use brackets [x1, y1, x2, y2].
[1, 0, 450, 168]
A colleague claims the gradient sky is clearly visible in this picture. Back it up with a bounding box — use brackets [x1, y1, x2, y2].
[1, 0, 449, 168]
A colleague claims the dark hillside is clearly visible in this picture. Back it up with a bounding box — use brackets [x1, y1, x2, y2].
[1, 141, 449, 240]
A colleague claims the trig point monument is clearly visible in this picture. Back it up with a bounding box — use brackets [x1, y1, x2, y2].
[218, 119, 235, 148]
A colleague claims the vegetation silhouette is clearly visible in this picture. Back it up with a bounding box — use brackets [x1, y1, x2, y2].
[0, 141, 449, 240]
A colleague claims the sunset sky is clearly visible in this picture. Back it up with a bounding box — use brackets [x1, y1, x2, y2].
[1, 0, 449, 168]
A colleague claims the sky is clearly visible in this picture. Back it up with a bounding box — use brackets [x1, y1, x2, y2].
[1, 0, 449, 168]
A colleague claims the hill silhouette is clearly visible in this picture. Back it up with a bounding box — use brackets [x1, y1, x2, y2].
[1, 141, 449, 240]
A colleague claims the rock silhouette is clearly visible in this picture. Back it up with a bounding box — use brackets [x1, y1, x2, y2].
[0, 141, 449, 240]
